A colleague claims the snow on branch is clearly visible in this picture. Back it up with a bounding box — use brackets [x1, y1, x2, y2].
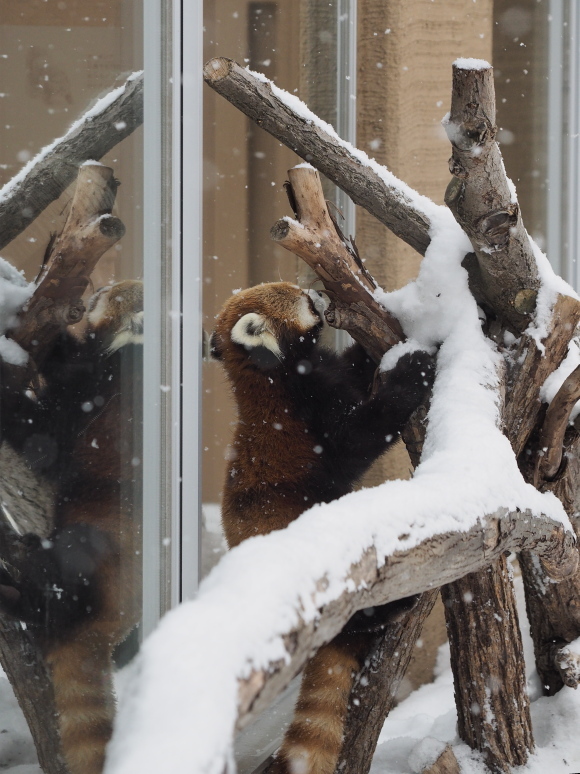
[203, 57, 433, 256]
[0, 71, 143, 251]
[106, 497, 575, 774]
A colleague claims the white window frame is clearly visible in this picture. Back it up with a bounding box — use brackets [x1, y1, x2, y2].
[547, 0, 580, 291]
[142, 0, 203, 637]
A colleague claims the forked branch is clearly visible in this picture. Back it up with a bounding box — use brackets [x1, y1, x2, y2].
[272, 166, 404, 361]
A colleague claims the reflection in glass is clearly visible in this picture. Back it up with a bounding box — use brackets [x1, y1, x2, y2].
[0, 4, 143, 774]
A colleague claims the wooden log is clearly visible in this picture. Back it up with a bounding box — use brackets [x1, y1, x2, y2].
[444, 61, 540, 333]
[534, 365, 580, 485]
[420, 745, 461, 774]
[234, 505, 574, 734]
[203, 57, 432, 257]
[518, 431, 580, 694]
[0, 71, 142, 251]
[336, 590, 439, 774]
[442, 557, 533, 773]
[0, 619, 68, 774]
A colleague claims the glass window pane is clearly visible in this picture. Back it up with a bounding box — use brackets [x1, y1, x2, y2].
[0, 3, 146, 774]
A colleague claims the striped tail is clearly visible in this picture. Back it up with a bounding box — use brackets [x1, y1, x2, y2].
[46, 632, 116, 774]
[269, 632, 367, 774]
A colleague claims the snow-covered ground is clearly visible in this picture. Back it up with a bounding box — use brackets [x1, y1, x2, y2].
[2, 569, 580, 773]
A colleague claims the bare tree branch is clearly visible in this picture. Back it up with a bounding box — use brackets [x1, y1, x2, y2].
[8, 163, 125, 370]
[203, 57, 431, 256]
[0, 71, 142, 251]
[534, 365, 580, 485]
[272, 166, 404, 360]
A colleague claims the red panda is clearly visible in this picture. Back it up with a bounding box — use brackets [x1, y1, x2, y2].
[0, 280, 143, 774]
[211, 282, 434, 774]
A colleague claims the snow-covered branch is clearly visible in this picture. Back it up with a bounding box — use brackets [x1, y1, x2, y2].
[106, 493, 574, 774]
[0, 71, 143, 251]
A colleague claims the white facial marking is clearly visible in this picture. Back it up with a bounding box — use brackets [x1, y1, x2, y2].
[231, 312, 282, 358]
[296, 294, 320, 329]
[306, 288, 329, 317]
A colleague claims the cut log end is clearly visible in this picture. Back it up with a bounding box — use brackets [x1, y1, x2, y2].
[203, 56, 234, 83]
[270, 219, 291, 242]
[99, 215, 126, 240]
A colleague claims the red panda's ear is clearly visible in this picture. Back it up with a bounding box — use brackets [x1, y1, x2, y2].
[231, 313, 281, 360]
[209, 330, 223, 360]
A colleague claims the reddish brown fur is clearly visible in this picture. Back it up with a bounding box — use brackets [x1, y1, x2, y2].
[213, 283, 323, 546]
[212, 283, 430, 774]
[42, 281, 143, 774]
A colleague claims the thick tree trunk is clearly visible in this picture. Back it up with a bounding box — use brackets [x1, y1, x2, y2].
[442, 556, 533, 773]
[0, 620, 68, 774]
[336, 590, 439, 774]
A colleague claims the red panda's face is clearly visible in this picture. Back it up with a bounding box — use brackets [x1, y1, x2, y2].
[86, 280, 143, 354]
[211, 282, 325, 370]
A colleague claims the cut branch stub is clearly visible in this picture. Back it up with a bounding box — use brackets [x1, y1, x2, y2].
[444, 62, 540, 332]
[271, 166, 404, 362]
[534, 365, 580, 485]
[8, 163, 124, 366]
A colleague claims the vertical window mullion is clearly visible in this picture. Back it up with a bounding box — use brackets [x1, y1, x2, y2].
[180, 0, 204, 602]
[142, 0, 164, 637]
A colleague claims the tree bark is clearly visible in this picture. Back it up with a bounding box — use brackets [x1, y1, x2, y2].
[336, 590, 439, 774]
[272, 166, 404, 360]
[442, 557, 533, 773]
[203, 57, 432, 257]
[8, 163, 125, 371]
[444, 62, 539, 332]
[235, 505, 574, 734]
[0, 72, 142, 252]
[0, 619, 68, 774]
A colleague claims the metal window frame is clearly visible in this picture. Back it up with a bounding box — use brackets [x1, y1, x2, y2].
[142, 0, 203, 636]
[547, 0, 580, 290]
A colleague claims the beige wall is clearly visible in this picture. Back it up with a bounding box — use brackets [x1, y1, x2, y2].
[0, 0, 143, 287]
[357, 0, 493, 485]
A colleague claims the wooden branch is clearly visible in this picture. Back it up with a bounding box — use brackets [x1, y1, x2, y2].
[203, 57, 431, 257]
[0, 71, 142, 251]
[534, 365, 580, 485]
[336, 590, 439, 774]
[235, 507, 575, 735]
[504, 294, 580, 459]
[7, 163, 124, 368]
[272, 167, 404, 360]
[444, 62, 540, 332]
[0, 620, 68, 774]
[421, 746, 460, 774]
[518, 431, 580, 694]
[442, 556, 533, 773]
[553, 639, 580, 688]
